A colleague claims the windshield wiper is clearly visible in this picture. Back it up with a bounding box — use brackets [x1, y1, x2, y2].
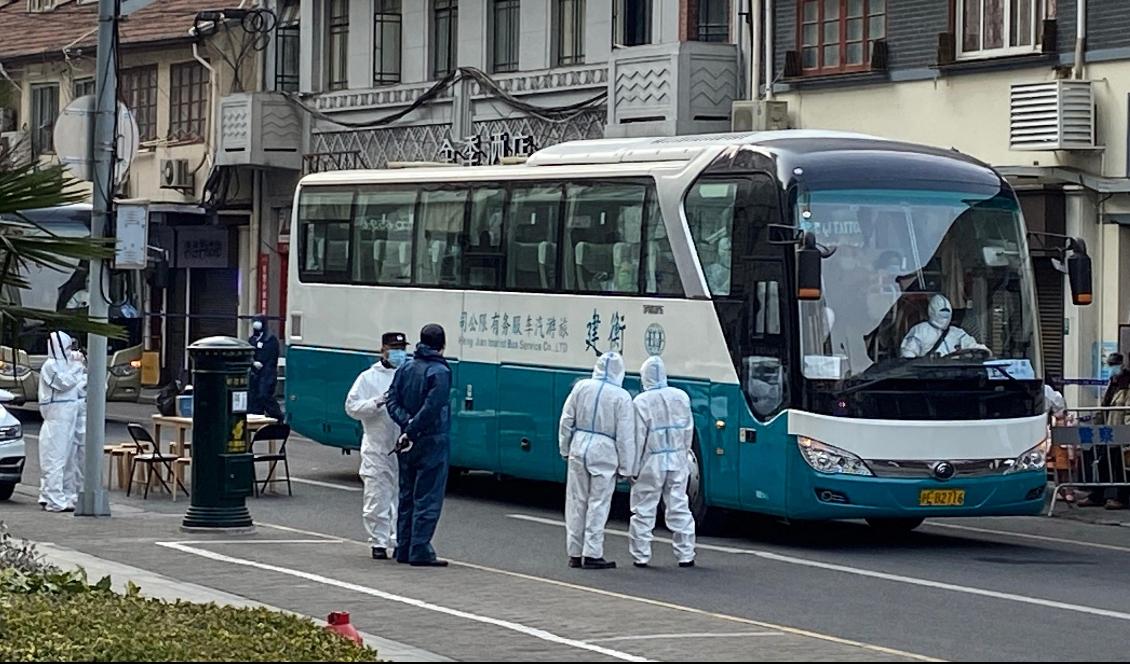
[836, 361, 1015, 396]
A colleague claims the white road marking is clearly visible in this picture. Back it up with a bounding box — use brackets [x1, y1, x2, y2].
[924, 522, 1130, 554]
[508, 513, 1130, 623]
[155, 541, 650, 663]
[179, 539, 340, 545]
[290, 477, 362, 492]
[589, 631, 783, 643]
[256, 521, 939, 662]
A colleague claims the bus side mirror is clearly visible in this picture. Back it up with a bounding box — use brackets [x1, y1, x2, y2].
[1067, 238, 1092, 306]
[797, 233, 822, 301]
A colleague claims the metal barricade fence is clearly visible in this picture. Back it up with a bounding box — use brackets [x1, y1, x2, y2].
[1047, 406, 1130, 515]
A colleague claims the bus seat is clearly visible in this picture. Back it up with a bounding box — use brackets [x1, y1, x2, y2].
[647, 240, 675, 293]
[538, 241, 557, 289]
[574, 241, 613, 291]
[509, 241, 540, 287]
[379, 240, 410, 283]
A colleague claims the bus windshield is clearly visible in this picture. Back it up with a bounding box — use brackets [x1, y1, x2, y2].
[797, 186, 1039, 383]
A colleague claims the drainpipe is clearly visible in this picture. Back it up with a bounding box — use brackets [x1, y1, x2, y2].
[750, 0, 762, 100]
[764, 0, 774, 100]
[1074, 0, 1087, 79]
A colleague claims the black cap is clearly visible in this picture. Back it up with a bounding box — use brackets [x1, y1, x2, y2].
[382, 332, 408, 348]
[420, 323, 446, 350]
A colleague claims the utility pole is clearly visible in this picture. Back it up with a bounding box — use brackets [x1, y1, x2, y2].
[76, 0, 119, 517]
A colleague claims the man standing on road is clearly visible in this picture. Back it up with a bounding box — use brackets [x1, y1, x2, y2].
[387, 324, 452, 567]
[37, 331, 85, 512]
[249, 315, 284, 421]
[345, 332, 409, 560]
[628, 355, 696, 568]
[559, 351, 636, 570]
[63, 340, 89, 510]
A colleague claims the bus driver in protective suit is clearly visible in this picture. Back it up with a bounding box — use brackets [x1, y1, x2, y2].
[628, 356, 696, 568]
[901, 294, 987, 359]
[559, 351, 636, 570]
[345, 331, 409, 561]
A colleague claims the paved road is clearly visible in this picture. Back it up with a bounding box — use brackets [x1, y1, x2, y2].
[9, 411, 1130, 661]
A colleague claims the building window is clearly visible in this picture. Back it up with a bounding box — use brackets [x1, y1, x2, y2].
[617, 0, 652, 46]
[275, 0, 300, 92]
[169, 62, 209, 143]
[554, 0, 585, 66]
[327, 0, 350, 91]
[799, 0, 886, 74]
[373, 0, 402, 85]
[433, 0, 458, 78]
[491, 0, 521, 73]
[958, 0, 1040, 58]
[30, 84, 59, 157]
[119, 65, 158, 142]
[72, 78, 95, 100]
[694, 0, 730, 42]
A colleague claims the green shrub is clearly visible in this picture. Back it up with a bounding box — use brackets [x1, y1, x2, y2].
[0, 522, 60, 576]
[0, 591, 379, 662]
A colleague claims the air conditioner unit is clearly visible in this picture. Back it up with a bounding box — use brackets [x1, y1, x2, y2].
[1010, 80, 1096, 151]
[731, 100, 790, 132]
[160, 159, 194, 191]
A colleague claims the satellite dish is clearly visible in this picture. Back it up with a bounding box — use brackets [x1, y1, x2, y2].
[53, 94, 140, 186]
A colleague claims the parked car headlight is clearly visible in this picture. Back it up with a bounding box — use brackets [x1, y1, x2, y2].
[1005, 440, 1048, 474]
[797, 436, 873, 476]
[0, 423, 22, 441]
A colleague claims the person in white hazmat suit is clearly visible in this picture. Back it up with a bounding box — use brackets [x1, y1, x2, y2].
[37, 331, 86, 512]
[345, 331, 409, 560]
[63, 343, 88, 510]
[559, 351, 636, 570]
[901, 294, 987, 359]
[628, 356, 696, 568]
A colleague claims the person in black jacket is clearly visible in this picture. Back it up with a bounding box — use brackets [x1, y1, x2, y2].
[249, 314, 284, 420]
[387, 324, 452, 567]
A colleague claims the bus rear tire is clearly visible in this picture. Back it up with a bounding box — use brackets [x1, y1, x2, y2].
[865, 517, 924, 533]
[0, 482, 14, 501]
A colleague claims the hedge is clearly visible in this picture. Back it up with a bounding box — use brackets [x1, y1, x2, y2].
[0, 523, 378, 662]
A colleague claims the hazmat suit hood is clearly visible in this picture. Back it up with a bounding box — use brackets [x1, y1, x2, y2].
[592, 352, 626, 387]
[47, 331, 74, 361]
[640, 356, 668, 391]
[928, 294, 953, 330]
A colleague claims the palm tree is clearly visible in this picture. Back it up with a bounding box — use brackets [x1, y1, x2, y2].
[0, 141, 124, 339]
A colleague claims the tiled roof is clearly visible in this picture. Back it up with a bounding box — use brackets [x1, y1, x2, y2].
[0, 0, 206, 63]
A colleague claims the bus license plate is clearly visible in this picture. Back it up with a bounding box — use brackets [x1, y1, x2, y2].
[919, 489, 965, 507]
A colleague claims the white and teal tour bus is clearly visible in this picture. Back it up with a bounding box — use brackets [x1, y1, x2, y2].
[285, 131, 1093, 531]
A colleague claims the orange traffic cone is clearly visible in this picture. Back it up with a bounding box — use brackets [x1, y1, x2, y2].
[326, 611, 363, 645]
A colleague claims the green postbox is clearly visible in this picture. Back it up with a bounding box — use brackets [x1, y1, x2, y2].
[181, 336, 255, 531]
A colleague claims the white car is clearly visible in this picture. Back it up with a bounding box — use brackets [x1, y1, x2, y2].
[0, 389, 25, 501]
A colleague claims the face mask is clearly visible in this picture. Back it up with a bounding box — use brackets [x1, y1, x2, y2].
[252, 321, 263, 332]
[388, 349, 407, 367]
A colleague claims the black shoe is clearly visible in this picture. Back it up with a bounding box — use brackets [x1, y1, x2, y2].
[633, 562, 648, 568]
[372, 547, 389, 560]
[582, 557, 616, 570]
[679, 560, 696, 568]
[409, 559, 449, 567]
[568, 556, 582, 568]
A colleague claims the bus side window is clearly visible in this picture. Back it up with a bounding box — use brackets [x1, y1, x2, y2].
[416, 188, 468, 287]
[466, 187, 507, 289]
[298, 188, 354, 283]
[506, 184, 562, 291]
[643, 192, 683, 296]
[563, 181, 645, 295]
[354, 187, 415, 285]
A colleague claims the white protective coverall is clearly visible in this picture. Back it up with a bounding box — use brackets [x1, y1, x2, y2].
[901, 294, 986, 358]
[345, 361, 399, 550]
[628, 356, 696, 565]
[63, 351, 89, 508]
[559, 352, 636, 560]
[37, 331, 85, 511]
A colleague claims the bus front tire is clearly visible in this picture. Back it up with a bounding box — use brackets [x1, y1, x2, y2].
[865, 517, 924, 533]
[689, 436, 720, 534]
[0, 482, 14, 501]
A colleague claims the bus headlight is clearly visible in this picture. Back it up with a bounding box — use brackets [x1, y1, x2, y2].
[0, 362, 31, 378]
[797, 436, 873, 476]
[108, 361, 139, 378]
[1005, 441, 1047, 474]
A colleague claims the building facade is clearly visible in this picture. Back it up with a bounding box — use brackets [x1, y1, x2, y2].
[764, 0, 1130, 401]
